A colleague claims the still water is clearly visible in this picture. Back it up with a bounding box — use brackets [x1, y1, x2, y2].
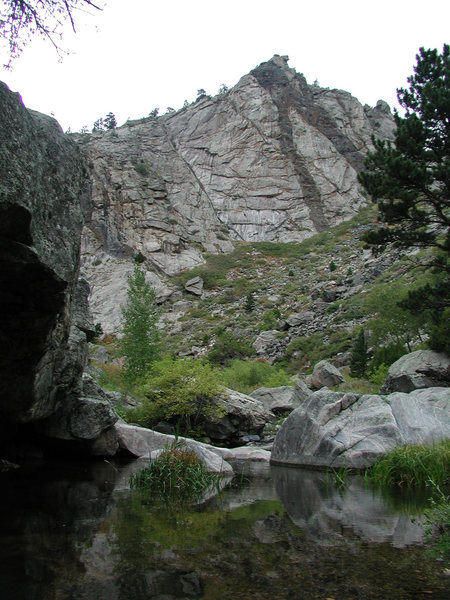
[0, 459, 448, 600]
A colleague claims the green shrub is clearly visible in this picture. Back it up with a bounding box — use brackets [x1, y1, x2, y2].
[207, 331, 255, 365]
[218, 359, 292, 394]
[133, 161, 150, 177]
[368, 363, 389, 387]
[130, 442, 219, 503]
[244, 292, 255, 312]
[131, 358, 223, 431]
[369, 342, 406, 372]
[367, 440, 450, 488]
[261, 309, 280, 331]
[429, 307, 450, 353]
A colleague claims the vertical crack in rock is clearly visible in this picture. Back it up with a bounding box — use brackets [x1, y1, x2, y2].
[161, 122, 245, 241]
[251, 58, 364, 232]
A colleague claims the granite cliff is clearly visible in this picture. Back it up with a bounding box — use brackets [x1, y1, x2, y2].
[79, 55, 395, 332]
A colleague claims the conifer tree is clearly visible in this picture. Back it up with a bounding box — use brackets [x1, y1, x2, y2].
[120, 265, 160, 383]
[350, 329, 368, 378]
[358, 45, 449, 349]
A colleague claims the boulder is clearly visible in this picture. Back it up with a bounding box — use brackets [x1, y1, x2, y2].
[271, 387, 450, 469]
[250, 385, 301, 414]
[90, 344, 110, 364]
[114, 422, 273, 475]
[285, 311, 315, 327]
[39, 374, 118, 448]
[253, 330, 282, 356]
[309, 360, 345, 389]
[184, 276, 204, 296]
[149, 444, 233, 475]
[381, 350, 450, 394]
[205, 388, 275, 444]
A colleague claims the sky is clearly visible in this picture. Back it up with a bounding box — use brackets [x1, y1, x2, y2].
[1, 0, 449, 132]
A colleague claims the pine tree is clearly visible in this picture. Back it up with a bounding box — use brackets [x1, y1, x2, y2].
[244, 292, 255, 312]
[120, 265, 160, 383]
[358, 45, 450, 346]
[350, 329, 368, 378]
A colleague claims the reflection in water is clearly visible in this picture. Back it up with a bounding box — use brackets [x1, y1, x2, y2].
[271, 466, 425, 547]
[0, 459, 448, 599]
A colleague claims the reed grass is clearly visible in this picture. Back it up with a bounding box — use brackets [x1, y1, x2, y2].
[130, 443, 220, 503]
[367, 440, 450, 488]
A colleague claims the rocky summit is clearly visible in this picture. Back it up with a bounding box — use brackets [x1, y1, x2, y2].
[79, 55, 395, 332]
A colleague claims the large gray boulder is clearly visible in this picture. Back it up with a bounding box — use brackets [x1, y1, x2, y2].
[114, 422, 269, 474]
[205, 388, 275, 444]
[381, 350, 450, 394]
[250, 382, 310, 414]
[271, 387, 450, 469]
[308, 360, 345, 390]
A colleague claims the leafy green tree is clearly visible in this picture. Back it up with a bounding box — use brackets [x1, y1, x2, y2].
[350, 329, 369, 378]
[120, 265, 160, 383]
[358, 45, 450, 346]
[0, 0, 101, 67]
[133, 358, 223, 432]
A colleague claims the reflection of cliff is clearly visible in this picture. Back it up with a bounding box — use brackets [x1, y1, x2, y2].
[271, 466, 424, 547]
[2, 462, 447, 599]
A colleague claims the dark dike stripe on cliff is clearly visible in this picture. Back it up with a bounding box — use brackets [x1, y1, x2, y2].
[251, 61, 362, 232]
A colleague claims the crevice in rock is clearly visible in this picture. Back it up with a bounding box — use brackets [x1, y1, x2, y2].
[160, 121, 245, 242]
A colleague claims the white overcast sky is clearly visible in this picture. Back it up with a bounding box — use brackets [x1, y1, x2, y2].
[1, 0, 449, 132]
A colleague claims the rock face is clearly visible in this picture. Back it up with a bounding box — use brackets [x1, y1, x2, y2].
[271, 387, 450, 469]
[0, 82, 90, 424]
[380, 350, 450, 394]
[0, 82, 116, 457]
[78, 55, 395, 331]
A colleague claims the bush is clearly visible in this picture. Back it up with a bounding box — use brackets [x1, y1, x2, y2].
[367, 440, 450, 488]
[132, 358, 223, 432]
[130, 442, 219, 503]
[218, 359, 292, 394]
[369, 342, 406, 372]
[207, 331, 255, 365]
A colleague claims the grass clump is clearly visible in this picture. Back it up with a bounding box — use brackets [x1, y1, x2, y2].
[130, 443, 220, 503]
[424, 481, 450, 560]
[367, 440, 450, 488]
[218, 359, 292, 394]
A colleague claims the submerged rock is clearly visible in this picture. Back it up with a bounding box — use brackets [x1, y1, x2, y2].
[271, 387, 450, 469]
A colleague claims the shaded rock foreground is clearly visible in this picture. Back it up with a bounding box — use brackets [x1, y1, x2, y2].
[0, 83, 118, 457]
[271, 387, 450, 469]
